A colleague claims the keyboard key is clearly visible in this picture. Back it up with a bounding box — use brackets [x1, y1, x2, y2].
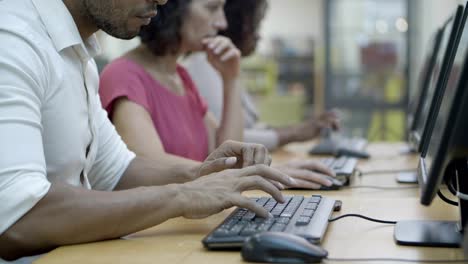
[257, 221, 275, 232]
[242, 211, 256, 221]
[240, 223, 259, 236]
[276, 217, 291, 224]
[301, 209, 315, 217]
[333, 157, 347, 169]
[257, 197, 270, 207]
[305, 203, 318, 210]
[212, 229, 232, 237]
[269, 223, 287, 232]
[230, 221, 248, 235]
[310, 196, 322, 203]
[296, 216, 312, 226]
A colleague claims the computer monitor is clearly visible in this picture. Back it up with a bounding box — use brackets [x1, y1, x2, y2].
[407, 28, 443, 139]
[394, 4, 468, 247]
[409, 6, 464, 153]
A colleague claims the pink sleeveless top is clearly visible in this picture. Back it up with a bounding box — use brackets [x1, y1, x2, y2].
[99, 58, 209, 162]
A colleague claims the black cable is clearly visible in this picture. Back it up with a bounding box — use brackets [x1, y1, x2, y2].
[325, 257, 468, 263]
[344, 185, 418, 190]
[328, 214, 397, 224]
[356, 168, 417, 176]
[437, 190, 458, 206]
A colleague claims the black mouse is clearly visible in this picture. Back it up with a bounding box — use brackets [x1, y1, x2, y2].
[241, 232, 328, 263]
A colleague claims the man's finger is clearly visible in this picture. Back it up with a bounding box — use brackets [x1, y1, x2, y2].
[241, 176, 285, 203]
[238, 165, 296, 187]
[242, 146, 255, 167]
[266, 154, 272, 166]
[292, 178, 322, 190]
[234, 197, 271, 219]
[199, 157, 238, 175]
[298, 160, 335, 177]
[253, 146, 267, 166]
[286, 168, 333, 187]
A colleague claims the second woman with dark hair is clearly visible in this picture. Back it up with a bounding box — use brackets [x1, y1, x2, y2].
[99, 0, 243, 164]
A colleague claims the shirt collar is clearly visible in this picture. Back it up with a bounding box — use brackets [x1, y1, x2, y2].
[31, 0, 101, 59]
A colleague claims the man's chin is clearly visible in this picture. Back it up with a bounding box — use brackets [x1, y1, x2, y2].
[102, 27, 139, 40]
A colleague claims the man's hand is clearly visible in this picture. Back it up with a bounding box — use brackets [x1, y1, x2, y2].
[315, 110, 341, 131]
[276, 110, 341, 145]
[274, 159, 336, 189]
[295, 111, 341, 142]
[203, 36, 241, 81]
[197, 140, 272, 177]
[178, 165, 297, 219]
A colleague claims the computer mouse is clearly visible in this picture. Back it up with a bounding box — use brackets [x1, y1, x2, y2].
[241, 232, 328, 263]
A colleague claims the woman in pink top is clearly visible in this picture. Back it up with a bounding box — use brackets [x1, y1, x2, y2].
[100, 0, 336, 189]
[100, 0, 244, 163]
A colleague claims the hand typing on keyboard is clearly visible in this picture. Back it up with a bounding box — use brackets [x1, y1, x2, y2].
[196, 140, 273, 177]
[275, 111, 341, 145]
[179, 164, 296, 219]
[273, 159, 336, 189]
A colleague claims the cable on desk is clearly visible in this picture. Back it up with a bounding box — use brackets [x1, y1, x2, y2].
[328, 214, 397, 224]
[325, 257, 468, 263]
[344, 185, 418, 190]
[356, 168, 417, 176]
[438, 190, 458, 206]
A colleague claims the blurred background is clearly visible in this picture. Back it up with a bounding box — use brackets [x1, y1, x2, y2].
[95, 0, 464, 142]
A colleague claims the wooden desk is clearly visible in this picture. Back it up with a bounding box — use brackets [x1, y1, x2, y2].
[35, 143, 464, 264]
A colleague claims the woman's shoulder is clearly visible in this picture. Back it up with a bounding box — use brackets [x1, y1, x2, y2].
[176, 64, 197, 89]
[101, 57, 145, 77]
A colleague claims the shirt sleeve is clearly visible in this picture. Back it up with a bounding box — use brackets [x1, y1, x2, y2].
[99, 59, 151, 117]
[87, 92, 136, 191]
[0, 28, 51, 235]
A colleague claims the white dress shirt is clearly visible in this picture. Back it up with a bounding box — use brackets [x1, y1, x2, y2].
[0, 0, 135, 251]
[182, 53, 280, 150]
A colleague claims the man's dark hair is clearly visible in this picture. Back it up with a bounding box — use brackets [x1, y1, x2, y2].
[139, 0, 192, 56]
[220, 0, 267, 53]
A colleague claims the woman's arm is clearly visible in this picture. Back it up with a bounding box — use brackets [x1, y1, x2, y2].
[203, 36, 244, 147]
[111, 97, 201, 184]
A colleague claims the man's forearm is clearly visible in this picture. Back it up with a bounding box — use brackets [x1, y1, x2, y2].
[274, 125, 300, 146]
[115, 155, 201, 190]
[0, 182, 186, 260]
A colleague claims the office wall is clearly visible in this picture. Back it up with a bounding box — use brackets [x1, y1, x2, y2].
[257, 0, 324, 55]
[98, 0, 325, 60]
[409, 0, 462, 97]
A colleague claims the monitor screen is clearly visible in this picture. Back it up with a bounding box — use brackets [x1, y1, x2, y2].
[407, 28, 443, 134]
[410, 7, 463, 153]
[394, 5, 468, 248]
[419, 10, 468, 205]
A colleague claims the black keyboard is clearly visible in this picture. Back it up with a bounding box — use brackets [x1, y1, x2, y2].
[309, 135, 369, 159]
[202, 195, 337, 249]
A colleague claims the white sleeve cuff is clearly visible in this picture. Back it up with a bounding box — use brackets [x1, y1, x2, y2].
[0, 172, 51, 235]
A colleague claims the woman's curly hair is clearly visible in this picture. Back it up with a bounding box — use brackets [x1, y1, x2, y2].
[220, 0, 267, 54]
[138, 0, 192, 56]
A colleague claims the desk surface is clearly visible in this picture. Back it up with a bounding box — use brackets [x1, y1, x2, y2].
[35, 142, 464, 264]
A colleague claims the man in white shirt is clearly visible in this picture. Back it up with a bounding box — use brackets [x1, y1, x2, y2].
[0, 0, 295, 261]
